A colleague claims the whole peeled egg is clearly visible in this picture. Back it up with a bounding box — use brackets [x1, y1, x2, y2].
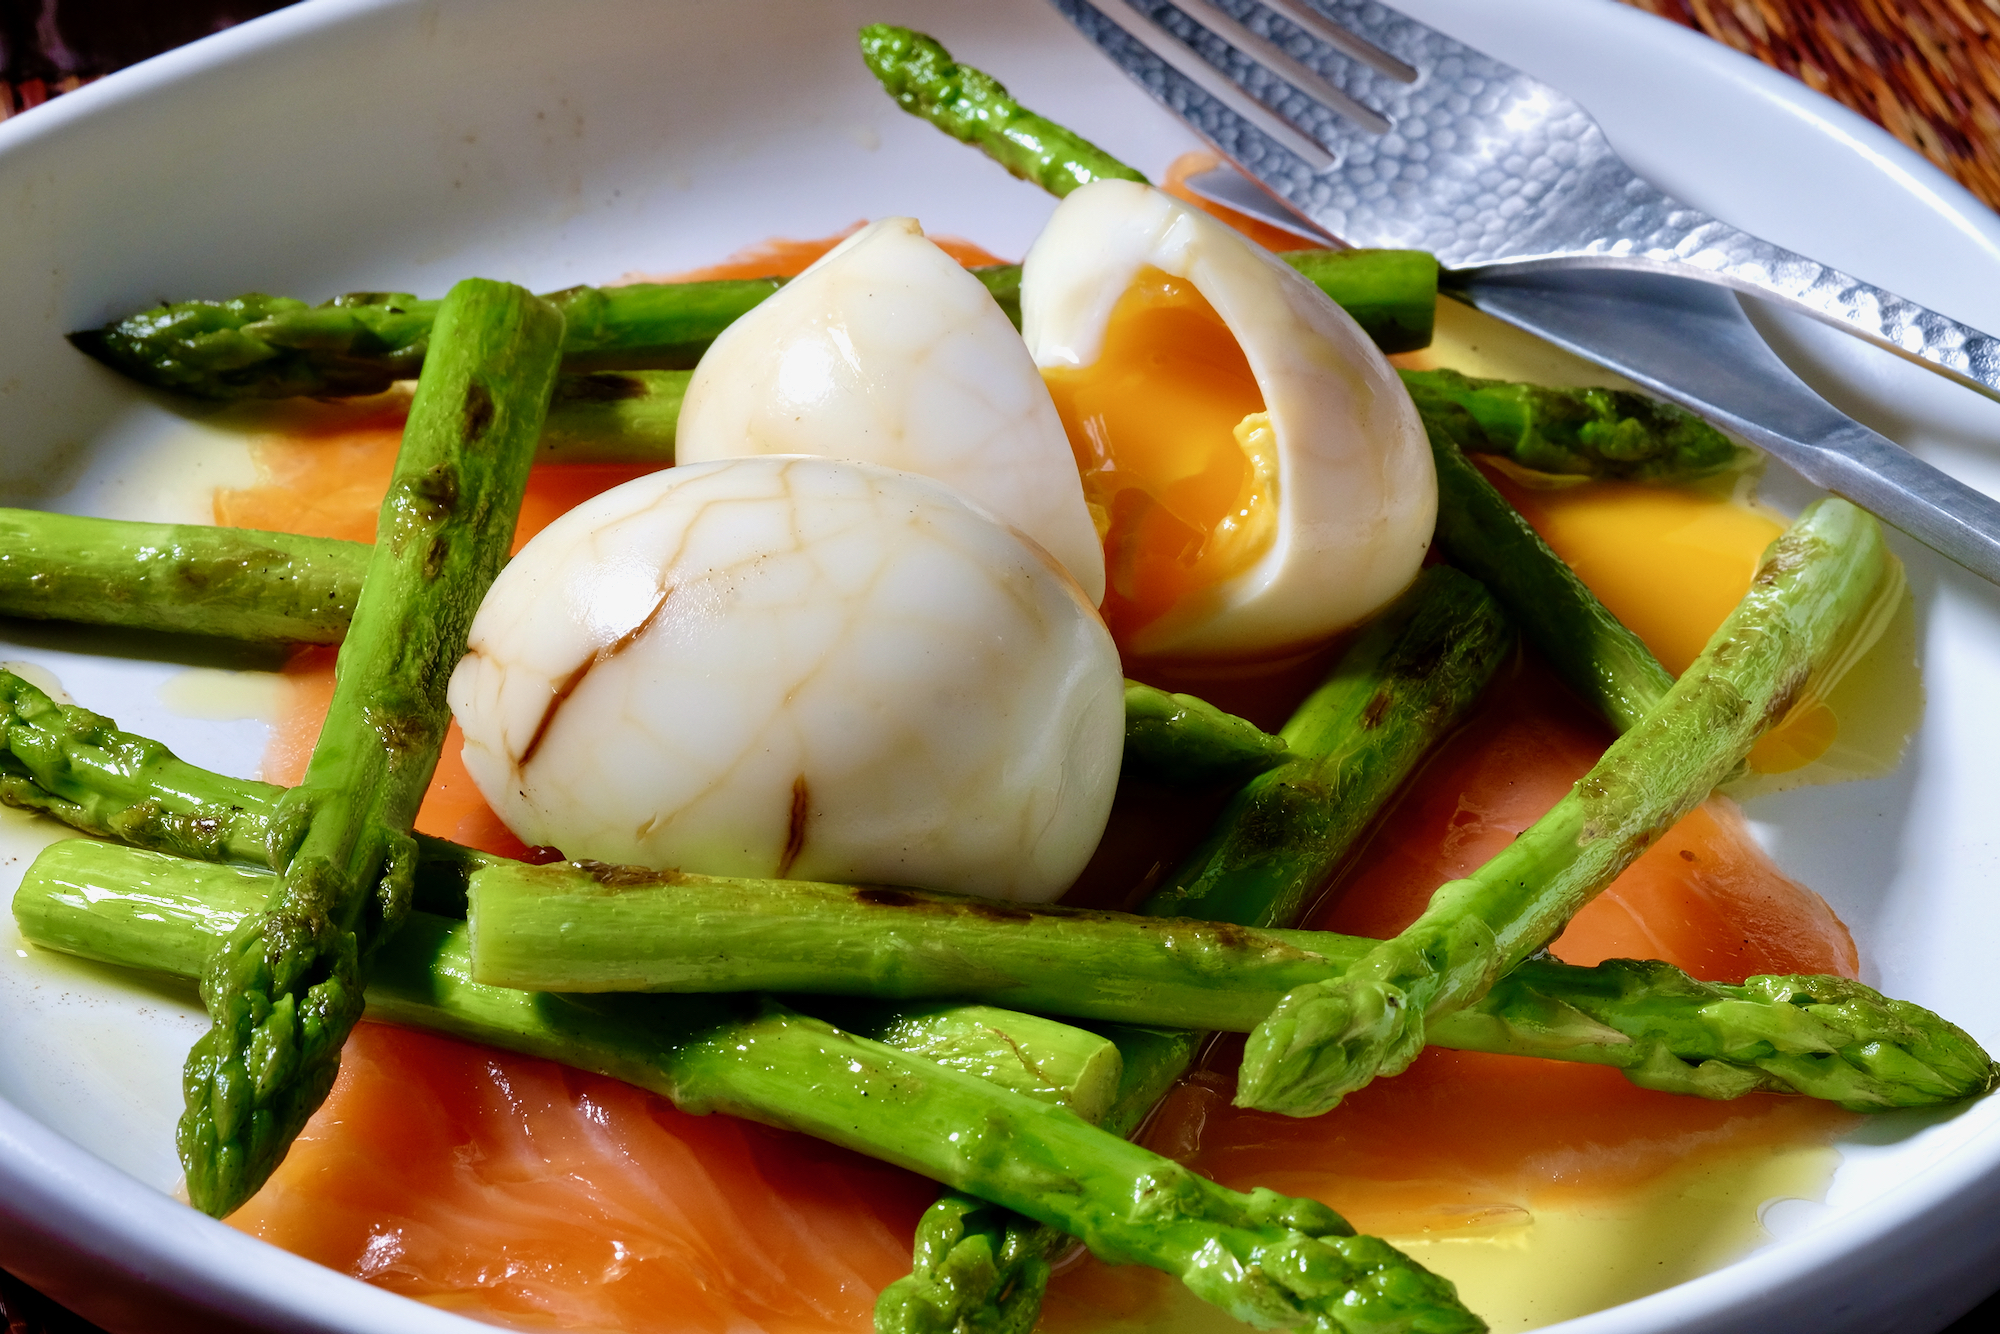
[447, 455, 1124, 903]
[1022, 180, 1436, 657]
[675, 217, 1105, 605]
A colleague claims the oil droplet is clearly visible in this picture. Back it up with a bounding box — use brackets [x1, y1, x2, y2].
[157, 667, 287, 723]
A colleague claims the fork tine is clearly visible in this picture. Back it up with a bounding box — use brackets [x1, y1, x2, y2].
[1258, 0, 1417, 83]
[1073, 0, 1338, 169]
[1176, 0, 1392, 135]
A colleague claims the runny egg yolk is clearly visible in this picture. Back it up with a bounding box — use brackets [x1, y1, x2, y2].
[1040, 268, 1277, 645]
[1482, 462, 1841, 774]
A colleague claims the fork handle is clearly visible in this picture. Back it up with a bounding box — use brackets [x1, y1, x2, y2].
[1485, 182, 2000, 405]
[1456, 270, 2000, 587]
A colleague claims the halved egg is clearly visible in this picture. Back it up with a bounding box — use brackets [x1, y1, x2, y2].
[674, 216, 1106, 604]
[1022, 180, 1436, 657]
[446, 456, 1124, 903]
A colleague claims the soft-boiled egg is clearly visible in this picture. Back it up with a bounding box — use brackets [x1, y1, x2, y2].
[447, 455, 1124, 903]
[675, 217, 1106, 604]
[1023, 180, 1436, 657]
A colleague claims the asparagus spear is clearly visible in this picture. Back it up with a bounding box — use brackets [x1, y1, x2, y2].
[15, 843, 1481, 1334]
[27, 837, 1989, 1121]
[1291, 250, 1439, 356]
[70, 252, 1432, 401]
[1239, 498, 1905, 1116]
[178, 278, 565, 1217]
[1423, 404, 1674, 734]
[858, 24, 1146, 198]
[460, 857, 1990, 1110]
[0, 666, 280, 865]
[539, 369, 688, 461]
[1121, 679, 1289, 787]
[821, 1000, 1126, 1121]
[660, 1016, 1480, 1334]
[0, 664, 495, 922]
[1400, 367, 1753, 482]
[71, 281, 777, 400]
[19, 840, 1125, 1119]
[884, 568, 1510, 1333]
[1141, 567, 1511, 929]
[0, 508, 363, 645]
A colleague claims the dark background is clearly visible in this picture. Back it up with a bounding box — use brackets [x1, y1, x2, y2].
[3, 1, 1998, 1331]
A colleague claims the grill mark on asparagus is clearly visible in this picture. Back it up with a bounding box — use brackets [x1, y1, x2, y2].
[1360, 688, 1393, 729]
[574, 858, 684, 888]
[854, 887, 921, 908]
[556, 371, 652, 404]
[414, 463, 461, 519]
[368, 704, 432, 758]
[463, 381, 495, 439]
[517, 586, 674, 769]
[850, 885, 1039, 923]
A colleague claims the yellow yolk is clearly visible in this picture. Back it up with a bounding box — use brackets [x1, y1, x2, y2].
[1041, 268, 1277, 645]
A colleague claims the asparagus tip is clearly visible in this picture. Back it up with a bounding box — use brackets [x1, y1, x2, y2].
[67, 325, 169, 393]
[1235, 976, 1426, 1117]
[875, 1196, 1050, 1334]
[1728, 974, 2000, 1111]
[1193, 1218, 1486, 1334]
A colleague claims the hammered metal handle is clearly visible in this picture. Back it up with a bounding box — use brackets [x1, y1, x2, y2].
[1489, 178, 2000, 404]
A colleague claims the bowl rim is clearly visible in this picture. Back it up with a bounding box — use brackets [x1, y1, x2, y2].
[3, 1, 1998, 1331]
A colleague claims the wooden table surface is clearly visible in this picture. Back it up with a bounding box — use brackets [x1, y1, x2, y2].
[3, 1, 1998, 1331]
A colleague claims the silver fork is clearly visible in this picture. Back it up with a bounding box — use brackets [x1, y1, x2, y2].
[1050, 0, 2000, 585]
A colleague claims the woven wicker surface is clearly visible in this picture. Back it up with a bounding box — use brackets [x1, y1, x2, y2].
[1623, 0, 2000, 210]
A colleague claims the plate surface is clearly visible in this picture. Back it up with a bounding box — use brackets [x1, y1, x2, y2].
[2, 0, 1998, 1331]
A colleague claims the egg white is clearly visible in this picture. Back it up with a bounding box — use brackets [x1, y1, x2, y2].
[675, 217, 1106, 605]
[1021, 180, 1436, 657]
[448, 455, 1124, 903]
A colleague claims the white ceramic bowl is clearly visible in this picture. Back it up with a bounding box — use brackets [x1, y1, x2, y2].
[2, 1, 1997, 1330]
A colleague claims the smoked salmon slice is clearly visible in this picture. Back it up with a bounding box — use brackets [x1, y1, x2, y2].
[228, 1023, 936, 1334]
